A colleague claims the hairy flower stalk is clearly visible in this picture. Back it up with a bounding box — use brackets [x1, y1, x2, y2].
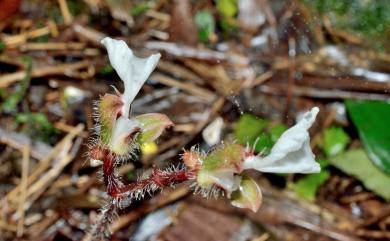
[87, 37, 321, 239]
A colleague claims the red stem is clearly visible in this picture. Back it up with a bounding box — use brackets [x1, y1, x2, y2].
[101, 148, 193, 200]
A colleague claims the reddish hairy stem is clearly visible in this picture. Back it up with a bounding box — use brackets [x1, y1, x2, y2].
[98, 147, 194, 200]
[102, 152, 121, 196]
[115, 169, 193, 198]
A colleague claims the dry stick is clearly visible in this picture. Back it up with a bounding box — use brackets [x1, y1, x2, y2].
[242, 70, 273, 88]
[16, 145, 29, 237]
[23, 142, 72, 210]
[22, 136, 83, 214]
[58, 0, 73, 25]
[157, 60, 205, 85]
[145, 41, 248, 65]
[356, 229, 390, 239]
[29, 211, 60, 238]
[2, 22, 58, 47]
[251, 233, 270, 241]
[183, 59, 241, 96]
[72, 24, 106, 45]
[4, 124, 84, 203]
[0, 61, 90, 88]
[358, 204, 390, 228]
[54, 122, 89, 138]
[0, 222, 18, 233]
[151, 73, 215, 102]
[20, 42, 85, 51]
[259, 84, 390, 101]
[111, 187, 189, 232]
[0, 127, 52, 160]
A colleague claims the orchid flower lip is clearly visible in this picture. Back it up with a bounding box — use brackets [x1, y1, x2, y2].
[242, 107, 321, 174]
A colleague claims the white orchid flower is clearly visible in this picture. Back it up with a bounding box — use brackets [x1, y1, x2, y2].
[101, 37, 161, 118]
[99, 38, 172, 156]
[109, 116, 140, 155]
[243, 107, 320, 173]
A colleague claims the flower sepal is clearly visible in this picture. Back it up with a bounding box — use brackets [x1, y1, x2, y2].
[98, 94, 123, 144]
[134, 113, 173, 144]
[230, 175, 262, 212]
[109, 116, 141, 156]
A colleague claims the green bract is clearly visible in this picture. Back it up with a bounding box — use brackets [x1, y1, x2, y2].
[231, 175, 262, 212]
[201, 143, 244, 172]
[98, 94, 123, 145]
[134, 113, 173, 144]
[196, 143, 244, 193]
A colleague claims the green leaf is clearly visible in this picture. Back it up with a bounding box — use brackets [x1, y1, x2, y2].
[15, 112, 57, 143]
[346, 100, 390, 174]
[234, 114, 268, 145]
[2, 57, 32, 113]
[216, 0, 237, 17]
[321, 127, 350, 157]
[0, 41, 5, 51]
[329, 149, 390, 200]
[234, 115, 288, 155]
[130, 3, 150, 16]
[134, 113, 173, 144]
[269, 124, 287, 143]
[254, 132, 273, 154]
[231, 175, 262, 212]
[100, 64, 114, 75]
[318, 159, 330, 169]
[195, 10, 215, 44]
[291, 171, 330, 201]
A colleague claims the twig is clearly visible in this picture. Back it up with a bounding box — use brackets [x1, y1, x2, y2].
[251, 233, 270, 241]
[0, 222, 18, 232]
[72, 24, 106, 45]
[28, 211, 59, 238]
[242, 70, 273, 88]
[4, 124, 84, 204]
[24, 136, 83, 212]
[54, 121, 89, 138]
[358, 205, 390, 228]
[20, 42, 85, 51]
[259, 84, 390, 101]
[16, 145, 29, 237]
[2, 23, 58, 47]
[151, 73, 215, 102]
[157, 60, 205, 85]
[145, 41, 248, 65]
[0, 61, 90, 88]
[58, 0, 73, 25]
[356, 229, 390, 239]
[0, 127, 52, 160]
[111, 187, 189, 232]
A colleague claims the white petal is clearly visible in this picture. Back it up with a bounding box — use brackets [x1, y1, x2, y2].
[198, 170, 241, 196]
[109, 116, 140, 155]
[101, 37, 161, 118]
[202, 117, 224, 146]
[243, 107, 321, 173]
